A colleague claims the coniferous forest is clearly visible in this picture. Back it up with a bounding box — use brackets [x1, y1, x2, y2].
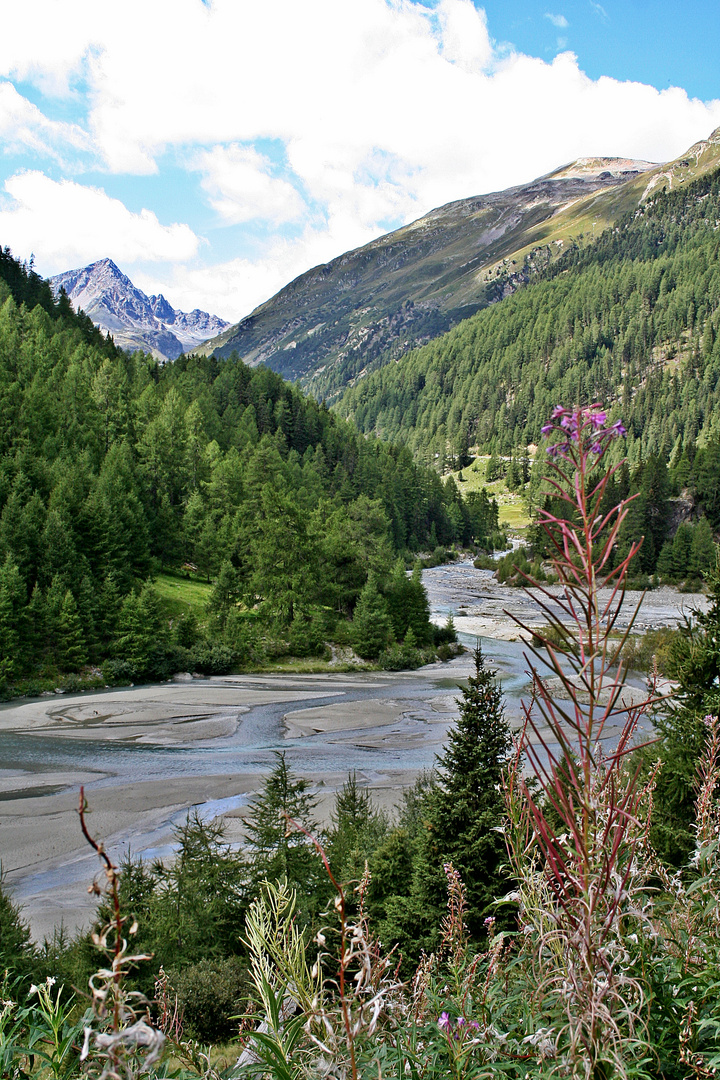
[2, 408, 720, 1078]
[340, 167, 720, 468]
[0, 248, 507, 691]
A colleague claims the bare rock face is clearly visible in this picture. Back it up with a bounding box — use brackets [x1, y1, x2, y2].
[50, 259, 229, 362]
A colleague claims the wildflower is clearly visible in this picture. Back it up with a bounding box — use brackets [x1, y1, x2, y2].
[541, 423, 553, 435]
[438, 1011, 451, 1032]
[551, 405, 566, 419]
[611, 420, 627, 437]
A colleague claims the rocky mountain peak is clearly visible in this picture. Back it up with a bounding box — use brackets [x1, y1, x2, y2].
[50, 261, 229, 362]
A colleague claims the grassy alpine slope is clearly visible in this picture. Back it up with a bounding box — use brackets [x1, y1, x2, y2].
[338, 163, 720, 468]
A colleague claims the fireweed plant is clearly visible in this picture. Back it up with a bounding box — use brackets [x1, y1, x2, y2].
[503, 405, 664, 1078]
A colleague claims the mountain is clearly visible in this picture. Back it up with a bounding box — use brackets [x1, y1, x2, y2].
[50, 259, 229, 361]
[197, 127, 720, 399]
[337, 154, 720, 467]
[195, 160, 657, 394]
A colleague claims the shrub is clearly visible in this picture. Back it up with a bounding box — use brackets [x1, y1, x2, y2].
[165, 957, 249, 1043]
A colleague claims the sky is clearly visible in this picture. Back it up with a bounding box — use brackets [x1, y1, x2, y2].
[1, 1, 720, 323]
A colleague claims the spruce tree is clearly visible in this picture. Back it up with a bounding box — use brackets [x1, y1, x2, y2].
[651, 550, 720, 864]
[0, 878, 36, 979]
[352, 575, 391, 659]
[243, 752, 326, 918]
[57, 589, 88, 670]
[327, 771, 387, 888]
[417, 643, 513, 938]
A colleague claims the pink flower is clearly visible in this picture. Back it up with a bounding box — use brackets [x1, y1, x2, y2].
[551, 405, 566, 419]
[541, 423, 554, 435]
[438, 1012, 451, 1032]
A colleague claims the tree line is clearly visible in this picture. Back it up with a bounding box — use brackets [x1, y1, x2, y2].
[0, 248, 501, 689]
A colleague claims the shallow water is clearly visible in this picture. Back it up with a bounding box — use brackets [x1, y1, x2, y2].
[1, 559, 679, 935]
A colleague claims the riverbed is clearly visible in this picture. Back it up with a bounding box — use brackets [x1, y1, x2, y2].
[0, 561, 707, 939]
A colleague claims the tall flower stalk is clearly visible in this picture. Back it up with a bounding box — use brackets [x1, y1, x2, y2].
[504, 405, 661, 1078]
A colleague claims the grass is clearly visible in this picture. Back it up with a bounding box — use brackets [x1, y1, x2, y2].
[154, 571, 213, 621]
[450, 455, 532, 531]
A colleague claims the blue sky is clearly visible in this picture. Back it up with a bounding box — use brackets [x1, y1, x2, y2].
[1, 1, 719, 321]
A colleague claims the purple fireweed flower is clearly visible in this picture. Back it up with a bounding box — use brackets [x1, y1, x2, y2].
[590, 442, 603, 455]
[611, 421, 627, 437]
[438, 1012, 451, 1032]
[588, 411, 607, 429]
[541, 423, 554, 435]
[551, 405, 566, 419]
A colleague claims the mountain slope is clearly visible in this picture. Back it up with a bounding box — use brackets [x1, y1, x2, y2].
[198, 127, 720, 399]
[197, 160, 656, 393]
[337, 161, 720, 466]
[51, 259, 229, 361]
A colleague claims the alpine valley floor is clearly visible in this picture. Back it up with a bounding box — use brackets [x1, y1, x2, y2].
[0, 561, 707, 940]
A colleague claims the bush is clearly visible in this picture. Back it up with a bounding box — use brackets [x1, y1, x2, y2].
[165, 956, 249, 1043]
[432, 616, 457, 648]
[188, 642, 235, 675]
[620, 627, 678, 674]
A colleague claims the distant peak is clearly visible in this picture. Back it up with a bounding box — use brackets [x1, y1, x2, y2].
[546, 156, 657, 181]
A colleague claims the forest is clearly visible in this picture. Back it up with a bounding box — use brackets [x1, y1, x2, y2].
[2, 408, 720, 1078]
[0, 248, 507, 692]
[339, 166, 720, 472]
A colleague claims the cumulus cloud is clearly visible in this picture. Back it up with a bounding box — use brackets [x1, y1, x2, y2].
[0, 172, 200, 273]
[2, 0, 720, 318]
[0, 81, 88, 160]
[194, 144, 305, 225]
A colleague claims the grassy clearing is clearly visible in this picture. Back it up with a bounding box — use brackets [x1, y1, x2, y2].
[450, 455, 532, 531]
[154, 572, 213, 621]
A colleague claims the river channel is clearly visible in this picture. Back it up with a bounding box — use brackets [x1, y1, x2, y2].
[0, 560, 707, 938]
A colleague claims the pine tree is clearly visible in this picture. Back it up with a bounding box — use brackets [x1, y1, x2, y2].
[243, 752, 325, 917]
[416, 643, 513, 938]
[651, 549, 720, 865]
[57, 589, 87, 670]
[352, 575, 391, 659]
[327, 771, 387, 887]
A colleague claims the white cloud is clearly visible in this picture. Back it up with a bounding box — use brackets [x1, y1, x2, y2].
[545, 13, 569, 29]
[0, 172, 200, 273]
[0, 82, 88, 160]
[194, 144, 305, 225]
[2, 1, 720, 319]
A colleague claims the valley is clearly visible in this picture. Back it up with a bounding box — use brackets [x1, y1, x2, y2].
[2, 560, 705, 940]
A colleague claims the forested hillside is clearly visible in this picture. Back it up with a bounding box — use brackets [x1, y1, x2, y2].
[339, 166, 720, 470]
[0, 248, 492, 690]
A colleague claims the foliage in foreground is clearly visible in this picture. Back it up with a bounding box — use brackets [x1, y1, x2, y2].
[5, 406, 720, 1077]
